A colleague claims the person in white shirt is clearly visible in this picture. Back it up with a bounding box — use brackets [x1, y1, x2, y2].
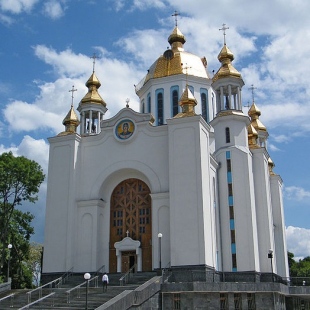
[102, 273, 109, 292]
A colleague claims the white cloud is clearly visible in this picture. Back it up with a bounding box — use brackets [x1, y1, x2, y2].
[286, 226, 310, 259]
[0, 135, 49, 173]
[132, 0, 166, 10]
[284, 186, 310, 201]
[43, 0, 65, 19]
[0, 12, 14, 24]
[0, 0, 39, 14]
[3, 45, 143, 135]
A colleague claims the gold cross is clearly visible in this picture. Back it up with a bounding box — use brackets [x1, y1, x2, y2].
[182, 62, 192, 85]
[90, 53, 99, 73]
[172, 10, 180, 27]
[248, 84, 257, 103]
[219, 23, 229, 45]
[68, 85, 77, 107]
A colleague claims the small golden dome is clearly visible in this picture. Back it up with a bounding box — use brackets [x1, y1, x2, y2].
[174, 85, 197, 118]
[268, 157, 276, 175]
[168, 26, 186, 51]
[80, 72, 106, 107]
[58, 105, 80, 136]
[247, 124, 259, 149]
[248, 103, 267, 132]
[212, 44, 242, 82]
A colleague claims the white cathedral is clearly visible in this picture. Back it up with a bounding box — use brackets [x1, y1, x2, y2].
[42, 25, 289, 280]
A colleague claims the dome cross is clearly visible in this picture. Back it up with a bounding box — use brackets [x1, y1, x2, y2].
[219, 23, 229, 45]
[90, 53, 100, 73]
[172, 10, 180, 27]
[69, 85, 77, 107]
[249, 84, 257, 103]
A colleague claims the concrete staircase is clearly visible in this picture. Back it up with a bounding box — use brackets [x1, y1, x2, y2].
[0, 272, 157, 309]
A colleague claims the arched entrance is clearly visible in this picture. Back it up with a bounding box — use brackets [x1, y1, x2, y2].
[109, 178, 152, 272]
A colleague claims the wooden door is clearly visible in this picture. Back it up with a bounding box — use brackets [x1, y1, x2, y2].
[109, 179, 152, 272]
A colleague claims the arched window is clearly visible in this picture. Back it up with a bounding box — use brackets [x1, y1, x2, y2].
[172, 90, 179, 116]
[157, 92, 164, 125]
[147, 93, 151, 113]
[141, 100, 145, 113]
[201, 93, 209, 122]
[225, 127, 230, 143]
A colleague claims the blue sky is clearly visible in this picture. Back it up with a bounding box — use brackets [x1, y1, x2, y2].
[0, 0, 310, 260]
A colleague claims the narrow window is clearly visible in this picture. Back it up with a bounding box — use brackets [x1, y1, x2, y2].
[232, 253, 237, 269]
[227, 159, 231, 172]
[247, 293, 256, 310]
[157, 92, 164, 125]
[225, 127, 230, 143]
[234, 293, 242, 310]
[220, 293, 228, 310]
[229, 206, 234, 219]
[141, 100, 145, 113]
[147, 94, 151, 113]
[231, 230, 236, 243]
[172, 90, 179, 116]
[201, 92, 208, 121]
[173, 293, 181, 310]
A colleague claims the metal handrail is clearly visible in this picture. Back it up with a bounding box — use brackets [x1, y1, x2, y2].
[95, 264, 106, 276]
[119, 264, 136, 286]
[19, 292, 55, 310]
[0, 293, 15, 308]
[59, 266, 74, 286]
[26, 276, 62, 303]
[66, 276, 98, 304]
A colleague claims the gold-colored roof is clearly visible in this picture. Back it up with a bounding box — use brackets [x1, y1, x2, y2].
[58, 106, 80, 136]
[248, 102, 267, 132]
[212, 44, 242, 82]
[137, 27, 209, 90]
[268, 157, 276, 175]
[80, 72, 106, 107]
[174, 85, 197, 118]
[247, 124, 259, 149]
[168, 26, 186, 50]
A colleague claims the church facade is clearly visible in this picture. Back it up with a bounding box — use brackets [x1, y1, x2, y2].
[42, 25, 289, 282]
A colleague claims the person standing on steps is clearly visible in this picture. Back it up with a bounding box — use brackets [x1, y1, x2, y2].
[102, 273, 109, 292]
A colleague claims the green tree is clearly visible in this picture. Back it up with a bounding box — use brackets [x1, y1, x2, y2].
[0, 152, 45, 287]
[26, 242, 43, 287]
[288, 252, 310, 279]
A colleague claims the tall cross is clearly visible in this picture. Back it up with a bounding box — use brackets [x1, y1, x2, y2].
[182, 62, 191, 85]
[126, 230, 129, 237]
[90, 53, 99, 73]
[248, 84, 257, 103]
[172, 10, 180, 27]
[69, 85, 77, 107]
[219, 23, 229, 45]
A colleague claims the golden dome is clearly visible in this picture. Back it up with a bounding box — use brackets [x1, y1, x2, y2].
[58, 105, 80, 136]
[80, 72, 106, 107]
[168, 26, 186, 51]
[268, 157, 276, 175]
[136, 27, 209, 91]
[174, 85, 197, 118]
[212, 44, 242, 82]
[248, 103, 267, 132]
[247, 124, 259, 149]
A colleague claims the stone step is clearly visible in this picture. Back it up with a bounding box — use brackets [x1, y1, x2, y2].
[0, 272, 157, 309]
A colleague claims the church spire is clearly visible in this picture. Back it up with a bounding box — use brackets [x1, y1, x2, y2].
[174, 85, 197, 118]
[77, 56, 108, 135]
[212, 23, 244, 114]
[58, 85, 80, 136]
[168, 11, 186, 53]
